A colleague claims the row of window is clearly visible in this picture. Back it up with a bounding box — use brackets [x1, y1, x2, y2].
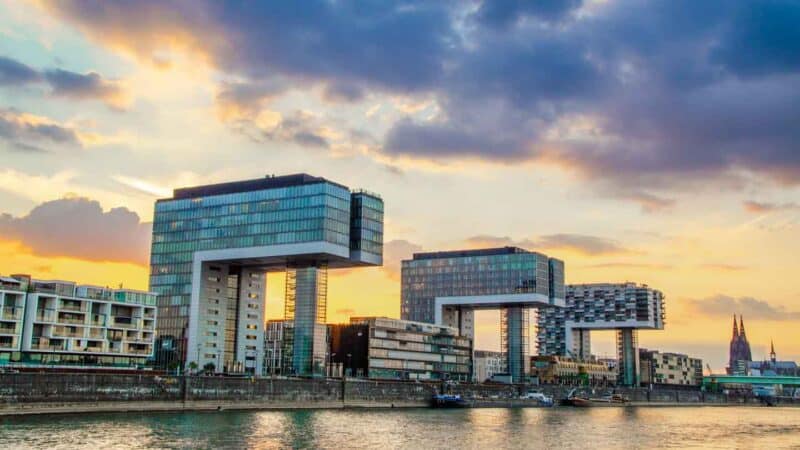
[155, 182, 351, 213]
[153, 203, 351, 232]
[150, 229, 350, 258]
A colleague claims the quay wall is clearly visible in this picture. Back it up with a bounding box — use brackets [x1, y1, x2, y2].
[0, 373, 796, 416]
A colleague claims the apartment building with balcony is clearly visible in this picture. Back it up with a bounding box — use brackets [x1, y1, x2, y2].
[0, 273, 157, 370]
[0, 276, 28, 354]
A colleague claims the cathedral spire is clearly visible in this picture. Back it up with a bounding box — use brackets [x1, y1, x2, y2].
[770, 339, 776, 363]
[739, 315, 746, 339]
[732, 314, 739, 338]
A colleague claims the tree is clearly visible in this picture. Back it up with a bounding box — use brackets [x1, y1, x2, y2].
[203, 362, 216, 375]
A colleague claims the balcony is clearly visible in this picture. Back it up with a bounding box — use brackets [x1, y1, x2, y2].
[126, 348, 153, 355]
[0, 340, 16, 349]
[59, 302, 87, 313]
[1, 306, 22, 321]
[57, 316, 87, 325]
[52, 327, 84, 338]
[89, 314, 106, 326]
[109, 318, 140, 329]
[87, 329, 105, 339]
[31, 338, 67, 351]
[0, 324, 18, 334]
[35, 309, 56, 322]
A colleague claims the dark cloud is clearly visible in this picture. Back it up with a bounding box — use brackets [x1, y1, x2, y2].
[0, 197, 151, 265]
[0, 55, 125, 108]
[0, 56, 41, 85]
[262, 112, 330, 149]
[743, 200, 799, 214]
[687, 295, 800, 321]
[38, 0, 800, 196]
[43, 69, 125, 107]
[216, 79, 289, 120]
[464, 233, 631, 256]
[323, 82, 365, 103]
[0, 108, 81, 151]
[475, 0, 584, 27]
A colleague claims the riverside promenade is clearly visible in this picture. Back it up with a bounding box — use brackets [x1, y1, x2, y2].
[0, 373, 794, 416]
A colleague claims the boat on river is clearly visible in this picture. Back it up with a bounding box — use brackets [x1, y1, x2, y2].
[561, 389, 629, 407]
[431, 394, 469, 408]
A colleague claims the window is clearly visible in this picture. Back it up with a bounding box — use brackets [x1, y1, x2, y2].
[246, 324, 257, 330]
[245, 335, 257, 340]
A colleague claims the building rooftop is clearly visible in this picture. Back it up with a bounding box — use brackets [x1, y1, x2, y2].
[411, 246, 536, 261]
[166, 173, 349, 200]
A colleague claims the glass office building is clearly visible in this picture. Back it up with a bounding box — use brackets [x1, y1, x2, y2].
[150, 174, 383, 375]
[401, 247, 564, 382]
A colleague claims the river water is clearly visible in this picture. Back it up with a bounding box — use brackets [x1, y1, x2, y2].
[1, 407, 799, 449]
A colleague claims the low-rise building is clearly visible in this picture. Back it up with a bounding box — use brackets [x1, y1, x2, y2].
[329, 317, 472, 381]
[0, 273, 157, 370]
[531, 355, 617, 385]
[263, 319, 294, 376]
[473, 350, 503, 382]
[639, 349, 703, 386]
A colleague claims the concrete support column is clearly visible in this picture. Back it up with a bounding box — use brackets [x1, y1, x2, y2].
[286, 265, 328, 377]
[617, 328, 639, 386]
[571, 329, 592, 361]
[501, 306, 530, 383]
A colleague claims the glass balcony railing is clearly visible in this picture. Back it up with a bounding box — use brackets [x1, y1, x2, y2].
[0, 340, 16, 349]
[35, 309, 56, 322]
[1, 306, 22, 320]
[57, 316, 87, 325]
[0, 329, 16, 335]
[59, 303, 87, 312]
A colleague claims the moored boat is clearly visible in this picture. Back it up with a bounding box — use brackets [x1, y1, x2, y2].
[431, 394, 469, 408]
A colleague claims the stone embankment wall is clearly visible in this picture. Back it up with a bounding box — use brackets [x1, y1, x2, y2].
[0, 373, 796, 415]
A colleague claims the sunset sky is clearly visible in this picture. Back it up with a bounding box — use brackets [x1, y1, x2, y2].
[1, 1, 798, 370]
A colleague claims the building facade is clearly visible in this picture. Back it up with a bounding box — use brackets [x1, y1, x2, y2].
[473, 350, 504, 383]
[0, 274, 157, 370]
[639, 349, 703, 386]
[401, 247, 564, 382]
[149, 174, 383, 375]
[530, 355, 617, 386]
[537, 283, 665, 386]
[329, 317, 472, 381]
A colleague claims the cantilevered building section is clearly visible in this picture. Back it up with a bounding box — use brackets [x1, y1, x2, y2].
[536, 282, 665, 386]
[401, 247, 565, 382]
[150, 174, 383, 376]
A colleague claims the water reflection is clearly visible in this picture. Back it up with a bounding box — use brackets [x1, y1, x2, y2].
[2, 407, 800, 449]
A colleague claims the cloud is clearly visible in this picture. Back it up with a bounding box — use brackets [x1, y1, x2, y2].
[743, 200, 800, 214]
[35, 0, 800, 201]
[0, 197, 151, 265]
[335, 308, 356, 316]
[43, 69, 128, 110]
[0, 55, 127, 109]
[699, 264, 748, 272]
[687, 295, 800, 321]
[323, 82, 365, 103]
[583, 262, 672, 270]
[215, 79, 289, 122]
[474, 0, 584, 28]
[0, 56, 41, 85]
[0, 108, 81, 150]
[464, 233, 631, 256]
[382, 239, 423, 280]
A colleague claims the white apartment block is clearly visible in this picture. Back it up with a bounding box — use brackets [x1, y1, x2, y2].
[192, 265, 265, 375]
[0, 274, 157, 370]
